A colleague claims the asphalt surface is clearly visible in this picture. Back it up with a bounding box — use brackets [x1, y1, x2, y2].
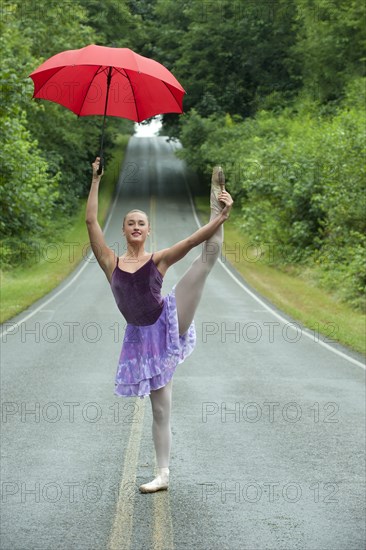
[1, 136, 365, 550]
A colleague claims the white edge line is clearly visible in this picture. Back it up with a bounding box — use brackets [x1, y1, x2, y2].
[180, 161, 365, 370]
[0, 148, 127, 340]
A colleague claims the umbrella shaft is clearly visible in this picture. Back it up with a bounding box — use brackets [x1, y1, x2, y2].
[99, 66, 113, 166]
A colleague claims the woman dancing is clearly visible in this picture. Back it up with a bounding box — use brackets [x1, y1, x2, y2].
[86, 157, 233, 493]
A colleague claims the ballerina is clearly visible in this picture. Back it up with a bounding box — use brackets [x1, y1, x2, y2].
[86, 158, 233, 493]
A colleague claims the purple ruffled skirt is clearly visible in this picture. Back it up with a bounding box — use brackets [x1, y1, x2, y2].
[114, 284, 196, 399]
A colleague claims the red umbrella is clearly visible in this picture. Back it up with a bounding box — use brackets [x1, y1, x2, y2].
[29, 44, 186, 173]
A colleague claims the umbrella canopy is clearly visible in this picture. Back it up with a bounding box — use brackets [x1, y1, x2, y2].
[29, 44, 185, 121]
[29, 44, 186, 172]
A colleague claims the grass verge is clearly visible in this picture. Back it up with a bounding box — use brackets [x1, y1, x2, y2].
[0, 135, 130, 324]
[194, 195, 365, 357]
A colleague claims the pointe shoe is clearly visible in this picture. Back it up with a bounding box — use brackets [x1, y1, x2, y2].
[210, 165, 226, 215]
[139, 467, 169, 493]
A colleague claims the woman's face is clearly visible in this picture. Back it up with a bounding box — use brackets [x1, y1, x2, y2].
[123, 212, 150, 244]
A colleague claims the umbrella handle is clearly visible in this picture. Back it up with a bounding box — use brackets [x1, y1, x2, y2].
[97, 156, 104, 176]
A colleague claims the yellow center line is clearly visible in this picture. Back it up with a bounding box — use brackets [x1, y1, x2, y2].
[153, 479, 175, 550]
[108, 194, 174, 550]
[107, 400, 145, 550]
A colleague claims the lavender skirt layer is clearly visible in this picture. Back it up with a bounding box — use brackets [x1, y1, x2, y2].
[114, 285, 196, 399]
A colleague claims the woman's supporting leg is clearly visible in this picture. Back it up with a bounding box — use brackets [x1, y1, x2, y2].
[175, 182, 224, 336]
[139, 379, 173, 493]
[149, 378, 173, 468]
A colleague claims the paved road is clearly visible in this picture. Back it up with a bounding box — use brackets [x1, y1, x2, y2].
[1, 136, 365, 550]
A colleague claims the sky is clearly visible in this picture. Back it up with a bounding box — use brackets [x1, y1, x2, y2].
[134, 115, 163, 137]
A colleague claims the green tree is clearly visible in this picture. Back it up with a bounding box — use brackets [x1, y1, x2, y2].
[291, 0, 366, 104]
[0, 12, 60, 264]
[145, 0, 300, 120]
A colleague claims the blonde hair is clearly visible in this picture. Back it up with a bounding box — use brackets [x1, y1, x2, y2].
[122, 209, 149, 228]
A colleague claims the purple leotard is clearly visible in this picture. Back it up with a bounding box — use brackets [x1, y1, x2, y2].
[110, 254, 164, 326]
[109, 252, 197, 399]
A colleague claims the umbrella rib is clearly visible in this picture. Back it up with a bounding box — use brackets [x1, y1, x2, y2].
[77, 65, 103, 116]
[119, 70, 140, 122]
[161, 80, 184, 112]
[114, 67, 129, 80]
[31, 66, 65, 97]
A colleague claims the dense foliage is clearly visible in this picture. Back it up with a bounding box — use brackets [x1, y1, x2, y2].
[0, 1, 137, 266]
[178, 78, 365, 308]
[142, 0, 365, 310]
[1, 0, 365, 309]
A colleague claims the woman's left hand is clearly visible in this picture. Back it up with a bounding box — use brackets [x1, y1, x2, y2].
[218, 190, 234, 219]
[92, 157, 104, 179]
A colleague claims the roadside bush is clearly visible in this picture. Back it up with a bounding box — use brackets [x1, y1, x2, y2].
[178, 78, 366, 310]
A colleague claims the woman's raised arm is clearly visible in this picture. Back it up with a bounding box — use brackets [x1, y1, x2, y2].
[155, 190, 233, 272]
[85, 157, 116, 281]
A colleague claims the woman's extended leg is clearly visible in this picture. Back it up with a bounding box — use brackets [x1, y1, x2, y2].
[175, 168, 224, 336]
[139, 379, 173, 493]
